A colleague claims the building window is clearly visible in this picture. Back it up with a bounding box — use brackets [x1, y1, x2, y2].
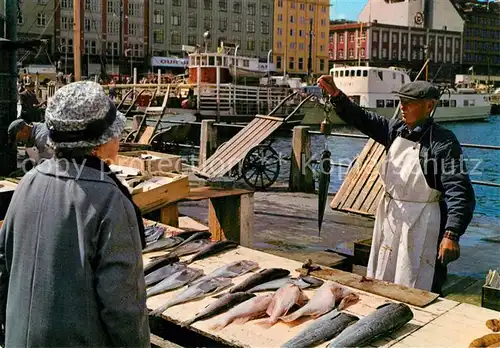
[339, 50, 344, 58]
[372, 48, 377, 57]
[219, 0, 227, 11]
[339, 34, 343, 43]
[278, 14, 283, 21]
[128, 23, 139, 36]
[189, 13, 197, 28]
[289, 57, 294, 70]
[247, 38, 255, 51]
[247, 2, 256, 15]
[373, 31, 378, 41]
[172, 0, 181, 5]
[153, 10, 164, 25]
[262, 3, 270, 16]
[382, 48, 388, 58]
[153, 29, 164, 44]
[320, 59, 325, 71]
[392, 49, 397, 59]
[106, 41, 117, 56]
[349, 33, 354, 42]
[233, 1, 241, 13]
[188, 35, 197, 46]
[261, 21, 269, 34]
[277, 27, 283, 35]
[154, 0, 164, 3]
[247, 20, 255, 33]
[392, 33, 397, 43]
[277, 41, 282, 49]
[204, 16, 212, 30]
[219, 17, 227, 31]
[298, 57, 304, 70]
[290, 15, 294, 23]
[84, 18, 91, 31]
[299, 43, 304, 50]
[171, 32, 181, 45]
[37, 13, 46, 27]
[188, 0, 197, 8]
[61, 0, 72, 8]
[401, 49, 406, 59]
[348, 48, 354, 58]
[361, 48, 365, 57]
[172, 13, 181, 26]
[446, 52, 451, 62]
[204, 0, 212, 9]
[261, 39, 269, 51]
[276, 56, 282, 69]
[233, 21, 241, 32]
[382, 32, 388, 43]
[61, 16, 73, 30]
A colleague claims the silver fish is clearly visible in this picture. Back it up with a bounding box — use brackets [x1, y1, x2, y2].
[169, 239, 212, 258]
[142, 236, 184, 254]
[147, 267, 204, 297]
[229, 268, 290, 293]
[247, 276, 323, 293]
[327, 302, 414, 347]
[182, 292, 256, 327]
[145, 262, 187, 287]
[168, 231, 212, 254]
[191, 260, 259, 286]
[281, 310, 359, 348]
[210, 294, 274, 331]
[150, 276, 233, 317]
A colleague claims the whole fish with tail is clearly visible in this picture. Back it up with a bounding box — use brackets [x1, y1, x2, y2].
[246, 276, 323, 293]
[150, 276, 233, 317]
[182, 292, 256, 327]
[167, 231, 212, 254]
[147, 268, 204, 297]
[143, 255, 180, 275]
[327, 302, 414, 347]
[184, 240, 239, 264]
[229, 268, 290, 293]
[145, 262, 187, 287]
[191, 260, 259, 286]
[281, 310, 359, 348]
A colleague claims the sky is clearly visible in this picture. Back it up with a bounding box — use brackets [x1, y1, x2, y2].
[329, 0, 369, 21]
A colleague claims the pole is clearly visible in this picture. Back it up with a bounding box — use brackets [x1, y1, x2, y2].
[307, 17, 313, 83]
[119, 1, 123, 79]
[65, 42, 68, 75]
[0, 0, 19, 175]
[73, 0, 84, 80]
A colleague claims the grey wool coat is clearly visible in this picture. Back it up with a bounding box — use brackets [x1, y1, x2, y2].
[0, 158, 150, 347]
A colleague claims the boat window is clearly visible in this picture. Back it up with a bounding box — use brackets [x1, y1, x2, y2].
[243, 60, 249, 67]
[335, 71, 339, 77]
[345, 70, 350, 77]
[437, 100, 442, 107]
[209, 56, 215, 66]
[357, 70, 361, 76]
[393, 72, 396, 79]
[463, 100, 468, 106]
[377, 100, 385, 107]
[363, 70, 368, 77]
[450, 100, 456, 107]
[442, 100, 450, 107]
[385, 100, 394, 107]
[469, 99, 475, 106]
[401, 74, 404, 84]
[377, 71, 383, 80]
[340, 70, 344, 77]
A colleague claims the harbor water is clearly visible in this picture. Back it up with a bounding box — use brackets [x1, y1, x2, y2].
[269, 115, 500, 278]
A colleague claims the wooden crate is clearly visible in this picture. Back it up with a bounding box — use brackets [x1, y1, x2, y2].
[117, 150, 182, 174]
[132, 173, 189, 215]
[481, 285, 500, 311]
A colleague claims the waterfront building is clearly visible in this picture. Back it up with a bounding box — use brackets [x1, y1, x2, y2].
[272, 0, 330, 77]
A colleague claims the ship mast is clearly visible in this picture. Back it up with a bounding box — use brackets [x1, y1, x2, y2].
[73, 0, 84, 80]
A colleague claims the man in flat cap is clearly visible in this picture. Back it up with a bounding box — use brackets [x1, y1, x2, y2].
[317, 75, 475, 294]
[19, 81, 46, 123]
[8, 119, 53, 163]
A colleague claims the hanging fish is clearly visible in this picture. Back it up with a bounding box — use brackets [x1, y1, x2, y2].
[318, 148, 331, 235]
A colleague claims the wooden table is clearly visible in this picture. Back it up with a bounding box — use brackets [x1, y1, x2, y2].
[143, 246, 500, 348]
[154, 186, 254, 247]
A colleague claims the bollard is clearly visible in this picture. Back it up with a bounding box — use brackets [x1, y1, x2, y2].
[199, 120, 218, 166]
[289, 126, 314, 193]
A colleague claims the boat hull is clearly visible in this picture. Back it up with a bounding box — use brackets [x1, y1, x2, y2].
[301, 102, 490, 125]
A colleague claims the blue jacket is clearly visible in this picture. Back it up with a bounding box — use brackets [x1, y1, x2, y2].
[331, 92, 476, 239]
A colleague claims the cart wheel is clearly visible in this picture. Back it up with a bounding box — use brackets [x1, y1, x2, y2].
[241, 145, 281, 190]
[124, 130, 137, 142]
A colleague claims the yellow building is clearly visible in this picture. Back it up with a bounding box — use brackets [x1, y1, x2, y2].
[273, 0, 330, 77]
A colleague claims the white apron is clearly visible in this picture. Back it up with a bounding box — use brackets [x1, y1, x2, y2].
[367, 137, 441, 291]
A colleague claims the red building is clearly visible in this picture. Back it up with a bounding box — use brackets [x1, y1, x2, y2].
[329, 20, 462, 81]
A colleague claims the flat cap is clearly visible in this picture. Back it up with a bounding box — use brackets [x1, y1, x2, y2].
[393, 81, 440, 100]
[8, 119, 28, 140]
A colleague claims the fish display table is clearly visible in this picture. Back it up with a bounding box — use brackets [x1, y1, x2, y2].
[143, 246, 499, 347]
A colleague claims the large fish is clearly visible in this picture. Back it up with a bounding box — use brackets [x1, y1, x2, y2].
[260, 283, 308, 327]
[143, 255, 180, 275]
[191, 260, 259, 286]
[144, 225, 167, 245]
[169, 239, 212, 258]
[210, 294, 274, 331]
[145, 262, 187, 287]
[281, 310, 360, 348]
[168, 231, 212, 254]
[280, 281, 349, 323]
[247, 276, 323, 293]
[182, 292, 256, 327]
[229, 268, 291, 293]
[318, 149, 331, 235]
[327, 302, 414, 347]
[142, 236, 184, 254]
[185, 240, 239, 264]
[147, 267, 204, 297]
[150, 276, 233, 317]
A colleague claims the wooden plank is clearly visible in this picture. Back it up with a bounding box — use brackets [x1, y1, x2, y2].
[133, 175, 190, 215]
[180, 187, 253, 202]
[255, 114, 285, 121]
[138, 126, 155, 145]
[208, 195, 242, 243]
[393, 303, 500, 347]
[239, 193, 254, 248]
[160, 205, 179, 227]
[143, 247, 460, 348]
[303, 267, 440, 307]
[352, 150, 384, 210]
[363, 177, 384, 213]
[150, 334, 182, 348]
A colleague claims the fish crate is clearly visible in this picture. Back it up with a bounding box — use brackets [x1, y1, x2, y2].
[116, 150, 182, 174]
[131, 173, 189, 215]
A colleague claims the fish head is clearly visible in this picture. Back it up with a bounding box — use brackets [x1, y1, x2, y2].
[337, 292, 360, 311]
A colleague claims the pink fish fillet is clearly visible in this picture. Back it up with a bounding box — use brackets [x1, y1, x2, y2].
[209, 294, 273, 331]
[337, 287, 360, 310]
[260, 283, 308, 327]
[280, 281, 341, 323]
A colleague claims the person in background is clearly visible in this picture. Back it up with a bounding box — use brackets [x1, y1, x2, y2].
[19, 81, 46, 123]
[8, 119, 53, 163]
[0, 81, 149, 347]
[317, 76, 475, 294]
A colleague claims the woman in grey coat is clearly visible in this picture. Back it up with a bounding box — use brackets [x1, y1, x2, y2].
[0, 81, 150, 347]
